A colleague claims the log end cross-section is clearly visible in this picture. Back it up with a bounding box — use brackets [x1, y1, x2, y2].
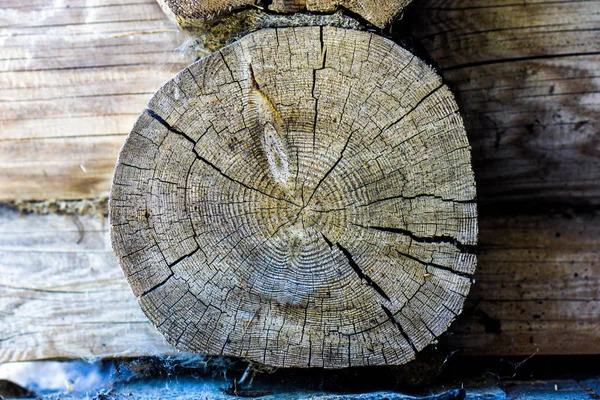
[110, 27, 478, 369]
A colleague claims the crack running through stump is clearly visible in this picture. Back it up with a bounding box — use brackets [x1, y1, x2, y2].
[110, 26, 478, 369]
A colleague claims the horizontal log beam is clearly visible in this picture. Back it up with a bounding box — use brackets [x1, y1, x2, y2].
[0, 0, 196, 201]
[1, 0, 599, 205]
[1, 207, 597, 362]
[1, 0, 599, 362]
[413, 0, 600, 206]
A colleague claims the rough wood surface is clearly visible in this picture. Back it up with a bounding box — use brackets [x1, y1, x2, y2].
[1, 208, 596, 363]
[412, 0, 600, 206]
[1, 0, 598, 205]
[110, 26, 477, 368]
[449, 209, 600, 356]
[157, 0, 412, 29]
[0, 0, 197, 201]
[1, 0, 599, 364]
[0, 206, 176, 363]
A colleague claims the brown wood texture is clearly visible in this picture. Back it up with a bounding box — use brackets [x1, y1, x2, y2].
[157, 0, 412, 29]
[412, 0, 600, 207]
[1, 0, 599, 362]
[0, 0, 197, 201]
[2, 0, 597, 206]
[110, 26, 477, 368]
[449, 209, 600, 355]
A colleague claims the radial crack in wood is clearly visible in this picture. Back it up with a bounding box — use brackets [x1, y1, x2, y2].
[110, 26, 478, 368]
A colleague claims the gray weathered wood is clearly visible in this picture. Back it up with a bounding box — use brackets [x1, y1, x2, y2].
[2, 0, 599, 365]
[0, 0, 197, 201]
[1, 0, 598, 206]
[412, 0, 600, 206]
[0, 206, 176, 363]
[1, 208, 598, 363]
[110, 27, 477, 368]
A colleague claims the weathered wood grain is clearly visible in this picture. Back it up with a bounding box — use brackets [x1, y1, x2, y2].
[156, 0, 412, 29]
[110, 26, 477, 368]
[0, 0, 197, 201]
[412, 0, 600, 206]
[1, 208, 596, 363]
[449, 209, 600, 355]
[2, 0, 599, 205]
[0, 206, 176, 363]
[1, 0, 599, 363]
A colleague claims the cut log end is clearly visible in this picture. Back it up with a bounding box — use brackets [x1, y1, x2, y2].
[110, 26, 478, 368]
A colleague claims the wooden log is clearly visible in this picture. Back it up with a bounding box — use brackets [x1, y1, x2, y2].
[2, 0, 598, 205]
[156, 0, 412, 29]
[449, 209, 600, 356]
[110, 26, 477, 368]
[0, 0, 197, 201]
[412, 0, 600, 206]
[1, 208, 597, 363]
[0, 205, 176, 363]
[1, 0, 599, 364]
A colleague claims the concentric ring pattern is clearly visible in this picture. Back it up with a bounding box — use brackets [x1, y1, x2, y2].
[110, 26, 478, 368]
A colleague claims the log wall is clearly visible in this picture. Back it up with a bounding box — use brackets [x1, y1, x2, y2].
[0, 0, 598, 362]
